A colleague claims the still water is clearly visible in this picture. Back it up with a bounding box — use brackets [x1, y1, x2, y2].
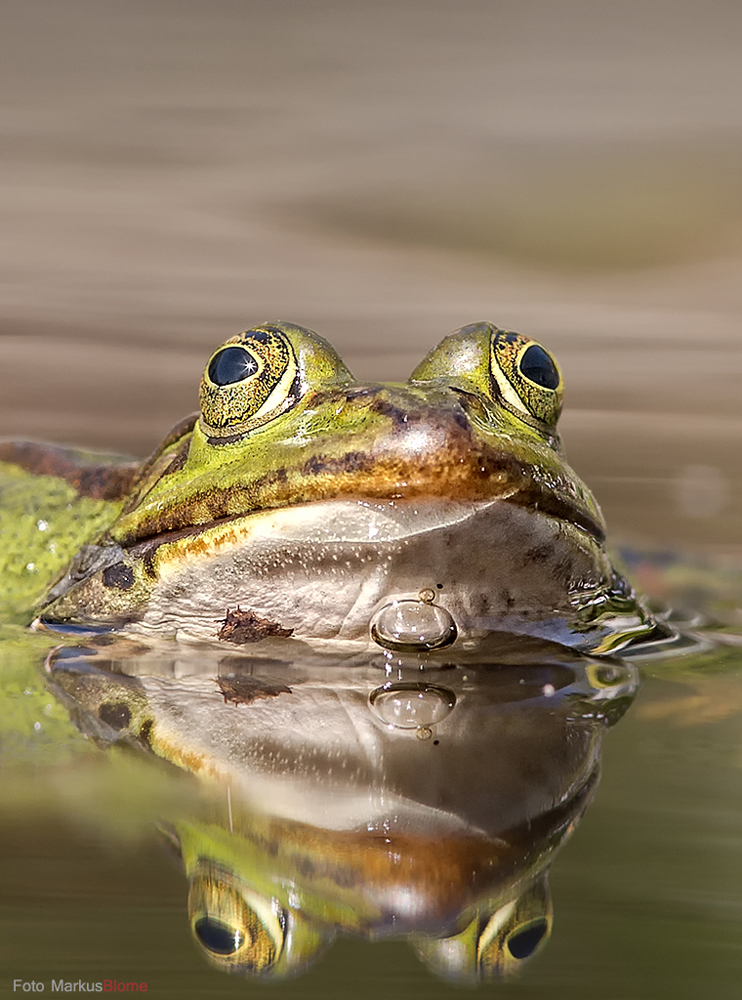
[2, 1, 742, 996]
[1, 603, 742, 997]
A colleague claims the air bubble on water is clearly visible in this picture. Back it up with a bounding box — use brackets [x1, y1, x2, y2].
[370, 599, 457, 651]
[369, 683, 456, 730]
[543, 684, 556, 697]
[36, 519, 49, 531]
[33, 721, 42, 732]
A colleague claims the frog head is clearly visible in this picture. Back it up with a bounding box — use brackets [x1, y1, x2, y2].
[38, 321, 649, 650]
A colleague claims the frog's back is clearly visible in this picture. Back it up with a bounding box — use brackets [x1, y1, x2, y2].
[0, 441, 138, 623]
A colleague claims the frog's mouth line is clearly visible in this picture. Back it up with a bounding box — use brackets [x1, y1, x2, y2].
[121, 490, 605, 566]
[112, 398, 606, 551]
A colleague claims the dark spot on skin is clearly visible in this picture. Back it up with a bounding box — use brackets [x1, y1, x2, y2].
[216, 674, 292, 706]
[102, 563, 135, 590]
[523, 543, 555, 566]
[449, 404, 471, 431]
[500, 589, 515, 609]
[433, 740, 440, 745]
[217, 606, 294, 645]
[98, 701, 131, 730]
[142, 550, 157, 580]
[436, 583, 443, 590]
[288, 372, 301, 405]
[138, 717, 154, 750]
[263, 838, 280, 858]
[367, 394, 415, 429]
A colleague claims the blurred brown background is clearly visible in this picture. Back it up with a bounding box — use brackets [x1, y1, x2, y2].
[1, 0, 741, 547]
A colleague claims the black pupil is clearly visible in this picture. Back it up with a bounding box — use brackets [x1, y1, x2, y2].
[208, 346, 259, 386]
[506, 920, 548, 959]
[194, 917, 244, 955]
[519, 345, 559, 390]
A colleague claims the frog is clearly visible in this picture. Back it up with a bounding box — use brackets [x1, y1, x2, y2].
[0, 321, 657, 652]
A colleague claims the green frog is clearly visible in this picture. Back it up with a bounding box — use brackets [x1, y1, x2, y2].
[0, 321, 655, 652]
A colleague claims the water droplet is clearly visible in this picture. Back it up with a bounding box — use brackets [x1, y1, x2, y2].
[416, 726, 433, 741]
[369, 682, 456, 730]
[33, 721, 41, 732]
[36, 519, 49, 532]
[418, 588, 436, 604]
[543, 684, 555, 697]
[370, 599, 457, 651]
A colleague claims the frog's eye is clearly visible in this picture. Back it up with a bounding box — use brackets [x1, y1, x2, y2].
[477, 908, 551, 975]
[188, 871, 285, 974]
[187, 864, 333, 978]
[490, 332, 563, 427]
[208, 346, 262, 386]
[412, 874, 552, 983]
[200, 328, 299, 435]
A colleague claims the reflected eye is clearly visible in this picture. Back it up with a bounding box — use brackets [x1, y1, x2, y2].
[188, 870, 285, 974]
[477, 875, 552, 977]
[505, 918, 549, 959]
[412, 874, 553, 983]
[200, 328, 299, 436]
[490, 331, 563, 427]
[194, 917, 245, 955]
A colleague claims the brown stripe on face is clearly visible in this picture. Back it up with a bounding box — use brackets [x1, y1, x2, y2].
[114, 440, 603, 549]
[0, 440, 139, 501]
[112, 406, 530, 545]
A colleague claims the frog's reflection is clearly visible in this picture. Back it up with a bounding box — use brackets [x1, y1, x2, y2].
[45, 636, 638, 984]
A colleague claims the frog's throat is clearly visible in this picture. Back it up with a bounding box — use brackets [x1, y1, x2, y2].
[39, 497, 614, 645]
